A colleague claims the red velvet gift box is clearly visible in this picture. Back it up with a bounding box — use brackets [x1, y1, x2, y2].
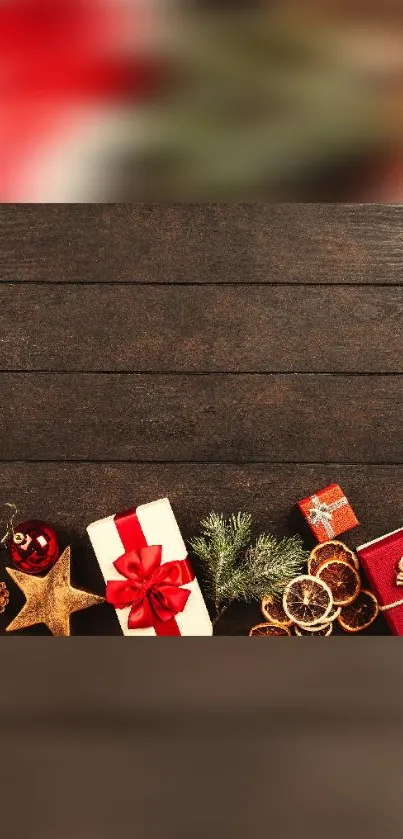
[298, 484, 359, 543]
[357, 529, 403, 636]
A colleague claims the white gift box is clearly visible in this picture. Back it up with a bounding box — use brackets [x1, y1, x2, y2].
[87, 497, 212, 636]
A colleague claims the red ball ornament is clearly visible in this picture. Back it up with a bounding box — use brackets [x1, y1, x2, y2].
[8, 520, 59, 574]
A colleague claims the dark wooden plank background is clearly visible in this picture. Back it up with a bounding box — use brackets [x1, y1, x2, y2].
[0, 204, 401, 635]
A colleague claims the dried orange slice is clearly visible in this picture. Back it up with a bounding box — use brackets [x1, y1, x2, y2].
[308, 540, 359, 576]
[261, 596, 293, 627]
[249, 623, 291, 637]
[321, 604, 341, 623]
[283, 575, 333, 627]
[316, 558, 360, 606]
[294, 604, 341, 628]
[338, 589, 379, 633]
[294, 623, 333, 636]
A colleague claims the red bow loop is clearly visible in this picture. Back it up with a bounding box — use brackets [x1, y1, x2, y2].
[106, 543, 194, 636]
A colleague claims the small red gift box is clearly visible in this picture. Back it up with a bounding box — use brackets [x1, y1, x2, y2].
[357, 529, 403, 635]
[298, 483, 359, 543]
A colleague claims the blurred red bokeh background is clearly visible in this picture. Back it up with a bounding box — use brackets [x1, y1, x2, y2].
[1, 0, 403, 201]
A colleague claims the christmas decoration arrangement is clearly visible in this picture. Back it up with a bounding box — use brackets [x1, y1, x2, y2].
[246, 484, 379, 636]
[250, 532, 380, 637]
[0, 503, 104, 636]
[0, 479, 402, 636]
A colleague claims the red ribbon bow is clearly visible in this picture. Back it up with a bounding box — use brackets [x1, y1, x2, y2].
[106, 545, 194, 636]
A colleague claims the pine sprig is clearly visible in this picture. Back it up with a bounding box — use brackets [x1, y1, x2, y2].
[190, 512, 307, 623]
[191, 513, 252, 614]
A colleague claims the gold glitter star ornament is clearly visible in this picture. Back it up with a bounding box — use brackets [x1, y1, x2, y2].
[6, 546, 104, 635]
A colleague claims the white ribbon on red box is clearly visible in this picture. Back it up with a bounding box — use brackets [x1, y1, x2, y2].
[307, 494, 348, 538]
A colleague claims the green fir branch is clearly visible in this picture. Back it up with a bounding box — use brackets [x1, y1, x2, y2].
[190, 512, 307, 623]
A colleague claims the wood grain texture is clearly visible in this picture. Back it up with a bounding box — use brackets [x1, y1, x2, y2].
[0, 372, 401, 462]
[1, 203, 403, 283]
[2, 283, 402, 372]
[0, 461, 399, 545]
